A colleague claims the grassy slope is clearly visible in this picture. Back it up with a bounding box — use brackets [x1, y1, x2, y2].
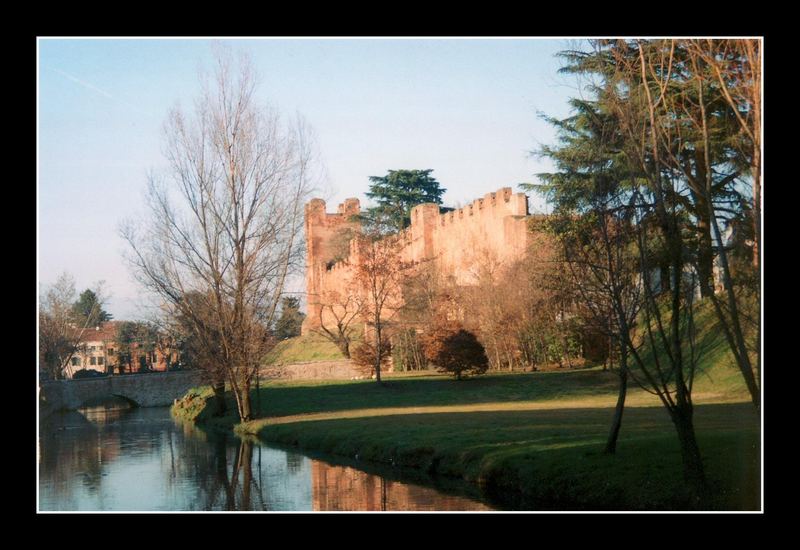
[263, 332, 346, 364]
[175, 300, 760, 510]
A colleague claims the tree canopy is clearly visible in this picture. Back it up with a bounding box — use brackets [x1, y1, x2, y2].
[72, 288, 113, 326]
[422, 321, 489, 380]
[364, 169, 445, 233]
[121, 48, 314, 422]
[274, 296, 305, 340]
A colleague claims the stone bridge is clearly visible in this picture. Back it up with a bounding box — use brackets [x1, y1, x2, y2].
[39, 370, 202, 417]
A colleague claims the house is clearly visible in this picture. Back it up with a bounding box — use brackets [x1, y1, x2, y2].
[67, 321, 179, 378]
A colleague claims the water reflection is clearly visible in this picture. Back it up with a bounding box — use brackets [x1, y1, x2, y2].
[39, 406, 492, 511]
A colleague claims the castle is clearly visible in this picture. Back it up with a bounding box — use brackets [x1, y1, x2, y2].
[302, 187, 534, 334]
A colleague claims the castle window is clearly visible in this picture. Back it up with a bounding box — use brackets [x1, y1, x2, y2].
[71, 357, 80, 366]
[90, 357, 97, 366]
[97, 357, 104, 365]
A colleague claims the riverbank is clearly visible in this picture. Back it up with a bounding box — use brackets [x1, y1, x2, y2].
[172, 364, 760, 510]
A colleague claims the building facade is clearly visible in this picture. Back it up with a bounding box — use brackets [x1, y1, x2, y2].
[302, 186, 533, 334]
[67, 321, 178, 378]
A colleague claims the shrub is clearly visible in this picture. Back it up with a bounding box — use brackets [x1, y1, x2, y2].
[72, 369, 108, 379]
[422, 323, 489, 380]
[350, 340, 392, 377]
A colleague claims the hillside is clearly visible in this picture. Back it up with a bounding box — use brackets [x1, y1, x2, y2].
[263, 332, 348, 365]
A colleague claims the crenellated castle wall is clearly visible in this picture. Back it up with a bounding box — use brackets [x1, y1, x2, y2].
[301, 187, 532, 334]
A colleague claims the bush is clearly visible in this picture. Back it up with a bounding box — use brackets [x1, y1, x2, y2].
[422, 323, 489, 380]
[351, 340, 392, 377]
[72, 369, 108, 379]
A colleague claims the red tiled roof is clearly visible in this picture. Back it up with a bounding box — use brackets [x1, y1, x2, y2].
[77, 321, 122, 344]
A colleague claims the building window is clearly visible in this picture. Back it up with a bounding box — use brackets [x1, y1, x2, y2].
[71, 357, 80, 366]
[90, 357, 97, 366]
[97, 357, 104, 365]
[108, 348, 115, 355]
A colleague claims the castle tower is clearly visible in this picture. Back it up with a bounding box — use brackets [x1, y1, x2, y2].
[302, 197, 361, 334]
[409, 203, 440, 261]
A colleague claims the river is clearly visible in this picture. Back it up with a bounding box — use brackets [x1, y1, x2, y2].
[38, 405, 495, 512]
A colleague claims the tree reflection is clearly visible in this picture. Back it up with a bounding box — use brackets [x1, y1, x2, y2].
[197, 433, 266, 511]
[39, 411, 107, 501]
[41, 408, 492, 511]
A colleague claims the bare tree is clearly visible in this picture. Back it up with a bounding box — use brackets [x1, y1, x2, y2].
[457, 248, 517, 371]
[121, 48, 317, 422]
[675, 44, 760, 409]
[393, 262, 444, 371]
[606, 39, 710, 500]
[39, 272, 109, 380]
[551, 209, 644, 454]
[351, 231, 415, 384]
[310, 288, 363, 359]
[688, 39, 761, 270]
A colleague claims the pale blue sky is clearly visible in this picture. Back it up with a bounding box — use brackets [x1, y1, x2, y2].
[38, 38, 583, 319]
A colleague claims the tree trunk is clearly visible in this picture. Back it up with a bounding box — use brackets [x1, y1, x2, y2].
[231, 376, 253, 422]
[374, 342, 382, 384]
[692, 148, 715, 298]
[212, 380, 227, 416]
[239, 386, 253, 422]
[696, 216, 714, 298]
[708, 204, 760, 409]
[239, 440, 253, 511]
[337, 339, 351, 359]
[214, 433, 234, 511]
[604, 345, 628, 455]
[752, 149, 760, 270]
[670, 405, 708, 507]
[374, 316, 383, 384]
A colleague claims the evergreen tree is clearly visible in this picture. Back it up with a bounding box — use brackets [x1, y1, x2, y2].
[115, 321, 139, 373]
[72, 289, 112, 326]
[274, 296, 305, 340]
[364, 169, 445, 233]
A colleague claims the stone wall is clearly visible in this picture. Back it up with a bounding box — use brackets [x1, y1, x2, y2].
[261, 360, 364, 381]
[302, 186, 532, 333]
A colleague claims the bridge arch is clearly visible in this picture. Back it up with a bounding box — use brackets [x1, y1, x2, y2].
[40, 371, 202, 418]
[109, 394, 140, 408]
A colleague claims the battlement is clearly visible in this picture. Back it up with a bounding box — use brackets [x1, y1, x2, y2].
[306, 197, 361, 222]
[407, 187, 528, 231]
[337, 198, 361, 216]
[302, 187, 534, 334]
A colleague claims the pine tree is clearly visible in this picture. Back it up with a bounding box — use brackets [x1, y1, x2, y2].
[364, 169, 445, 233]
[71, 289, 112, 326]
[274, 297, 305, 340]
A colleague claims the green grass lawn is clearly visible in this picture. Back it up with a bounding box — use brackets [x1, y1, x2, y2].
[174, 362, 758, 510]
[262, 332, 347, 364]
[174, 300, 760, 510]
[244, 401, 758, 510]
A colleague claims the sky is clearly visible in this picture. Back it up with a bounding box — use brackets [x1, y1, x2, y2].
[38, 37, 584, 320]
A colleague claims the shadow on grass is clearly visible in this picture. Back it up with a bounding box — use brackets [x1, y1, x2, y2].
[253, 369, 621, 418]
[255, 402, 760, 511]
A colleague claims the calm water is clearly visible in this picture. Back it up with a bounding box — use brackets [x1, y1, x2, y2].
[38, 405, 494, 512]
